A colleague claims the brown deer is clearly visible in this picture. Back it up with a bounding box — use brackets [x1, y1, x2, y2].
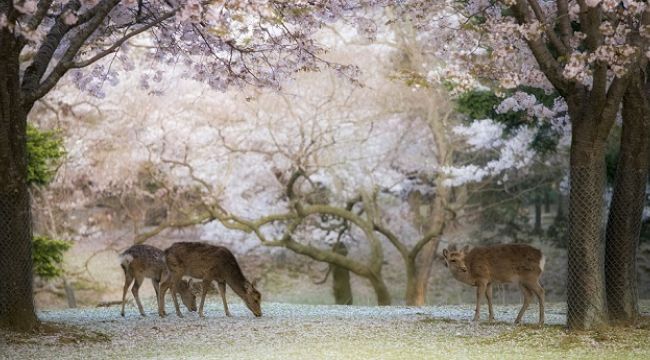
[159, 242, 262, 318]
[119, 244, 197, 317]
[442, 244, 545, 326]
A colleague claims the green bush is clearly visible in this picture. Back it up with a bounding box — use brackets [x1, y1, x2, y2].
[27, 124, 65, 186]
[32, 235, 72, 280]
[27, 125, 69, 279]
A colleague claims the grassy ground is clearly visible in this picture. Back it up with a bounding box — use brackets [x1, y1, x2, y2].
[2, 302, 650, 359]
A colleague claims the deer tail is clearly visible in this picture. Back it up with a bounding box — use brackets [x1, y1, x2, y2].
[119, 253, 134, 271]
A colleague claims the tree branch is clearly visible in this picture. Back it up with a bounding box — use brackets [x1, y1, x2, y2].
[527, 0, 569, 56]
[70, 9, 177, 69]
[512, 0, 570, 96]
[23, 0, 122, 107]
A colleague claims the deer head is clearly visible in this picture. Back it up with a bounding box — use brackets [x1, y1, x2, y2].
[178, 279, 197, 312]
[442, 244, 471, 273]
[243, 280, 262, 317]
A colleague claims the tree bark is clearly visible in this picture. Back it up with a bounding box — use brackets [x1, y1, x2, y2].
[0, 30, 37, 331]
[534, 194, 543, 234]
[566, 123, 609, 330]
[605, 72, 649, 325]
[368, 274, 391, 306]
[331, 242, 353, 305]
[407, 194, 446, 306]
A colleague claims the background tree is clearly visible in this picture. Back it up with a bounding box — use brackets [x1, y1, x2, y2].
[0, 0, 386, 331]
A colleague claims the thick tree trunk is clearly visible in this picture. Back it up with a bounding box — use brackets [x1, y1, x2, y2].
[406, 195, 445, 306]
[410, 239, 439, 305]
[331, 242, 353, 305]
[368, 274, 391, 306]
[404, 260, 417, 305]
[0, 30, 37, 331]
[567, 130, 609, 330]
[605, 75, 649, 325]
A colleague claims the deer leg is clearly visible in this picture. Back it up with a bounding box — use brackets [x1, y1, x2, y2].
[198, 279, 210, 318]
[218, 282, 232, 317]
[158, 276, 170, 317]
[474, 282, 487, 322]
[515, 283, 533, 325]
[132, 275, 146, 316]
[485, 283, 495, 323]
[152, 278, 161, 313]
[170, 275, 184, 318]
[529, 281, 545, 326]
[120, 270, 134, 317]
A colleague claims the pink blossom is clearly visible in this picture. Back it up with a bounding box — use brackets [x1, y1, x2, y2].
[14, 0, 37, 14]
[63, 11, 78, 25]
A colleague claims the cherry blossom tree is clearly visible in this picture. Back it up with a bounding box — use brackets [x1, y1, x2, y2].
[0, 0, 386, 331]
[450, 0, 650, 329]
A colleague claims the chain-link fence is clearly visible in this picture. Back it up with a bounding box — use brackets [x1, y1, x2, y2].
[567, 166, 608, 329]
[0, 190, 37, 329]
[605, 168, 647, 325]
[567, 165, 648, 329]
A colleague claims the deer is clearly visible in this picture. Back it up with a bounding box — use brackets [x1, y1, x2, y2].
[159, 242, 262, 318]
[119, 244, 197, 317]
[442, 243, 545, 326]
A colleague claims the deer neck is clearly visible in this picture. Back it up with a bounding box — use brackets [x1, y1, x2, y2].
[450, 269, 474, 286]
[226, 272, 250, 299]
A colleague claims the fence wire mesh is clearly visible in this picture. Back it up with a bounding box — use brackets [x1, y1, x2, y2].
[567, 166, 608, 329]
[567, 165, 647, 329]
[0, 190, 35, 327]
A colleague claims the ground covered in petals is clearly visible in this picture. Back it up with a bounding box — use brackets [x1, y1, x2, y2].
[2, 302, 649, 359]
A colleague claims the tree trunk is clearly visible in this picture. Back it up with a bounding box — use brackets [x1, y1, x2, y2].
[567, 132, 609, 330]
[407, 195, 445, 306]
[0, 31, 38, 331]
[404, 260, 417, 305]
[331, 242, 352, 305]
[534, 194, 543, 234]
[605, 74, 649, 325]
[368, 274, 391, 306]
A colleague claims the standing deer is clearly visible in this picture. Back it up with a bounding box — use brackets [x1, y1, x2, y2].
[159, 242, 262, 318]
[119, 244, 197, 317]
[442, 244, 545, 326]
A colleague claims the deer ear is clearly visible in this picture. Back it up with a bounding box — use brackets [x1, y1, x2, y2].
[442, 249, 449, 258]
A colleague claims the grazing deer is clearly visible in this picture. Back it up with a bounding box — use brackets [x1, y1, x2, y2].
[119, 244, 197, 317]
[159, 242, 262, 318]
[442, 244, 545, 326]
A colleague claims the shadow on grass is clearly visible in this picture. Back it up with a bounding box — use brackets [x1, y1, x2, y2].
[0, 321, 111, 345]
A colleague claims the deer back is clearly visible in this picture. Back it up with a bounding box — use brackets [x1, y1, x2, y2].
[119, 244, 166, 279]
[164, 242, 247, 285]
[468, 244, 544, 282]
